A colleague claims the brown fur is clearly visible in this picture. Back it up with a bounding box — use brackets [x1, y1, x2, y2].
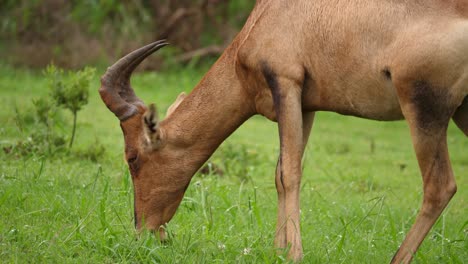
[99, 1, 468, 263]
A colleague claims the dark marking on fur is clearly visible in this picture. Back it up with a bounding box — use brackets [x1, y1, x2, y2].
[412, 80, 452, 131]
[279, 153, 284, 187]
[382, 67, 392, 80]
[261, 61, 288, 162]
[280, 169, 284, 188]
[149, 123, 157, 133]
[277, 154, 285, 188]
[134, 196, 138, 228]
[302, 69, 313, 91]
[144, 116, 157, 133]
[261, 61, 281, 111]
[453, 96, 468, 136]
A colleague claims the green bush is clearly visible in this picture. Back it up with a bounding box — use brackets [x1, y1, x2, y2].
[5, 64, 102, 160]
[46, 64, 95, 148]
[9, 100, 66, 157]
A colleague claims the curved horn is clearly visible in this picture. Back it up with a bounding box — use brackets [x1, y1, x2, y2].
[99, 40, 168, 121]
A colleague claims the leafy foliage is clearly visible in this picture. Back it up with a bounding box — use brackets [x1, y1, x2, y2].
[46, 64, 95, 148]
[32, 97, 53, 125]
[3, 64, 103, 159]
[47, 64, 94, 115]
[9, 99, 66, 157]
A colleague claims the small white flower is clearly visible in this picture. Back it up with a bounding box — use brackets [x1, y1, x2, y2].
[242, 247, 251, 255]
[218, 243, 226, 251]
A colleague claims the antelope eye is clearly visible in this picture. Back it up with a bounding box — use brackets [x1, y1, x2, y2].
[127, 155, 138, 164]
[127, 153, 140, 175]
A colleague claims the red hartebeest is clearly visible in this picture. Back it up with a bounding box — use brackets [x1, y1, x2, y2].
[99, 1, 468, 263]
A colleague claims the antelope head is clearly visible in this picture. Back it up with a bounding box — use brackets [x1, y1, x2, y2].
[99, 41, 191, 239]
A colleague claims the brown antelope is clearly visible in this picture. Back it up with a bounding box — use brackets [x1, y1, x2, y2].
[99, 0, 468, 263]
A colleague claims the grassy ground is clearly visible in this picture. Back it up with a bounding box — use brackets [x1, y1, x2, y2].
[0, 64, 466, 263]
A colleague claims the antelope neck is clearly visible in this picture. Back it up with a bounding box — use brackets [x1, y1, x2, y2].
[162, 51, 255, 158]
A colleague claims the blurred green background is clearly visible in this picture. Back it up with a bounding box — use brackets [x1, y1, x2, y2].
[0, 0, 254, 69]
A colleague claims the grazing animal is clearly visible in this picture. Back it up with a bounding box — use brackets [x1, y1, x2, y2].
[99, 1, 468, 263]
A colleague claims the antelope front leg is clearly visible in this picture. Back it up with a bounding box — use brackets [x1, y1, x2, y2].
[269, 76, 305, 261]
[275, 112, 315, 250]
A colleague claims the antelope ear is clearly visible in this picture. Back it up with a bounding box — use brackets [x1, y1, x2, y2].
[166, 92, 186, 117]
[142, 104, 163, 149]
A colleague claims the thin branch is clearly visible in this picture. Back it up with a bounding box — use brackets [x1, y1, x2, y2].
[173, 45, 224, 63]
[157, 8, 198, 39]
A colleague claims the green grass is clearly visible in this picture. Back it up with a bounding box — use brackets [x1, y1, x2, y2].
[0, 64, 466, 263]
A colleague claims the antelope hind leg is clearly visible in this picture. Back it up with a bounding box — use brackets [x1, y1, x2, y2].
[391, 80, 458, 263]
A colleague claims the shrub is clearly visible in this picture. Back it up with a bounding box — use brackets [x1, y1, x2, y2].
[5, 64, 101, 160]
[8, 101, 66, 157]
[45, 64, 95, 148]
